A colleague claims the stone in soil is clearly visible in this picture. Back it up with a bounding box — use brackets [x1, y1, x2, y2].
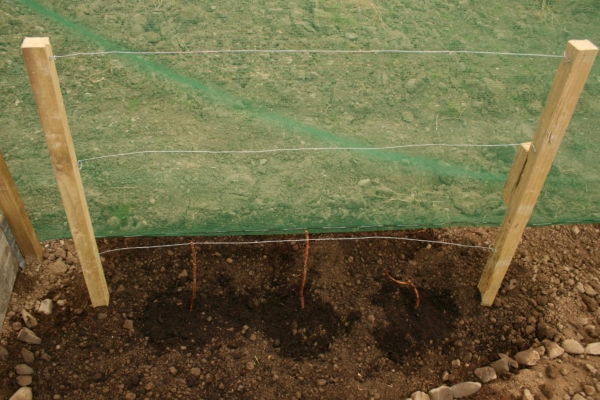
[514, 349, 540, 366]
[0, 346, 9, 360]
[584, 385, 596, 396]
[48, 259, 68, 275]
[540, 383, 555, 398]
[15, 364, 34, 375]
[542, 339, 565, 359]
[123, 319, 134, 330]
[124, 392, 136, 400]
[522, 389, 534, 400]
[16, 375, 32, 387]
[562, 339, 584, 354]
[246, 362, 255, 371]
[38, 299, 53, 315]
[20, 348, 34, 364]
[537, 323, 559, 341]
[491, 353, 517, 374]
[17, 328, 41, 344]
[572, 395, 586, 400]
[127, 371, 141, 388]
[21, 310, 37, 329]
[545, 364, 559, 379]
[191, 367, 201, 376]
[410, 391, 429, 400]
[473, 366, 497, 383]
[317, 379, 327, 386]
[581, 295, 599, 312]
[9, 387, 32, 400]
[585, 342, 600, 355]
[428, 386, 452, 400]
[450, 382, 481, 398]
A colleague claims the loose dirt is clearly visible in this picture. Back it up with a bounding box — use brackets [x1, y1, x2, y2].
[2, 224, 600, 399]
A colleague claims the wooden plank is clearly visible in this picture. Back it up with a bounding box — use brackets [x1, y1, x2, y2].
[501, 142, 531, 204]
[21, 37, 109, 307]
[0, 150, 43, 261]
[478, 40, 598, 306]
[0, 215, 21, 329]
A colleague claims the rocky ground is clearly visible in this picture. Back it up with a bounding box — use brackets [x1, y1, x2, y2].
[1, 224, 599, 400]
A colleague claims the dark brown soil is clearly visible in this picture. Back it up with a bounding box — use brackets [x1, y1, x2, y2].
[2, 225, 600, 399]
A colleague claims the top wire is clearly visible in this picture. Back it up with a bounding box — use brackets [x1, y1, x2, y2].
[51, 49, 565, 60]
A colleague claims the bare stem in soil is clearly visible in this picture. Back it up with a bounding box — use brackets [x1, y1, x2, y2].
[384, 270, 420, 309]
[300, 230, 310, 310]
[190, 241, 197, 311]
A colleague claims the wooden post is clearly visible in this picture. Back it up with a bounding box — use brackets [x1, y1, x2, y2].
[501, 142, 531, 204]
[0, 151, 43, 261]
[478, 40, 597, 306]
[21, 37, 109, 307]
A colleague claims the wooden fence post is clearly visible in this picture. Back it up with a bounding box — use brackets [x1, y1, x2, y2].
[21, 37, 109, 307]
[478, 40, 597, 306]
[0, 151, 43, 261]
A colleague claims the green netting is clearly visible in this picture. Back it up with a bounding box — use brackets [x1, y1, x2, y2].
[0, 0, 599, 241]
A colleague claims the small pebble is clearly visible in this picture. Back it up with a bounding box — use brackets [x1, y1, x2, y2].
[514, 349, 540, 367]
[562, 339, 584, 355]
[16, 375, 32, 387]
[585, 342, 600, 355]
[429, 385, 452, 400]
[540, 383, 554, 398]
[15, 364, 33, 375]
[543, 340, 565, 359]
[9, 387, 32, 400]
[474, 366, 497, 383]
[246, 362, 255, 371]
[20, 348, 34, 364]
[0, 347, 8, 360]
[450, 382, 481, 398]
[584, 385, 596, 396]
[38, 299, 53, 315]
[410, 391, 429, 400]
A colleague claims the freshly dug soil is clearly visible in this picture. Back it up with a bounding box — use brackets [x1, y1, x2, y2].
[1, 224, 600, 399]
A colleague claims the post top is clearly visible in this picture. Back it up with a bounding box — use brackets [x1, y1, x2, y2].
[568, 39, 598, 52]
[22, 37, 50, 49]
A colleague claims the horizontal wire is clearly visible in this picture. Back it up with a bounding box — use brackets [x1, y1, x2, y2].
[52, 49, 564, 60]
[99, 236, 495, 255]
[78, 143, 521, 167]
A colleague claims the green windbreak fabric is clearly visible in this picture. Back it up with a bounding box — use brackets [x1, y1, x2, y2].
[0, 0, 598, 240]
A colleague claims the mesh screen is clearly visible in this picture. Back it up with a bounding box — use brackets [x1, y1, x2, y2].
[1, 0, 599, 240]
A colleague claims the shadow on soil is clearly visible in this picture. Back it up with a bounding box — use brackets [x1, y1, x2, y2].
[372, 280, 460, 365]
[140, 273, 361, 360]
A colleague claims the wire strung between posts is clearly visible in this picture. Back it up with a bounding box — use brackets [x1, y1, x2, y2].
[77, 143, 522, 168]
[98, 236, 495, 255]
[51, 49, 565, 60]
